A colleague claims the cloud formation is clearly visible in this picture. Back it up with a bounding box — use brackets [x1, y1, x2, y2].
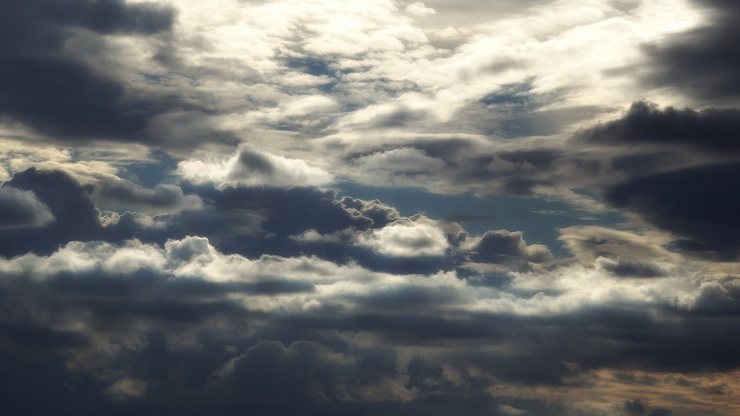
[0, 0, 738, 414]
[0, 186, 55, 229]
[178, 145, 333, 188]
[0, 234, 738, 414]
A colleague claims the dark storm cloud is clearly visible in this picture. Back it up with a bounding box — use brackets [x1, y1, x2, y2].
[0, 0, 176, 140]
[643, 0, 740, 101]
[605, 162, 740, 260]
[575, 101, 740, 153]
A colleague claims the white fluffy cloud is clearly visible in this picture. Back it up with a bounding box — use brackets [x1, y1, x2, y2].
[0, 235, 722, 318]
[405, 2, 436, 16]
[357, 218, 451, 257]
[178, 144, 333, 187]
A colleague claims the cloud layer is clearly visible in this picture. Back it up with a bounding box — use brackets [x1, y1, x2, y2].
[0, 0, 738, 415]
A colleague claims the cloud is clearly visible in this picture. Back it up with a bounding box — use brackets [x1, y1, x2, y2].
[559, 226, 675, 263]
[406, 2, 436, 16]
[350, 147, 447, 186]
[358, 218, 450, 257]
[574, 101, 740, 153]
[0, 0, 176, 140]
[558, 226, 683, 278]
[624, 398, 672, 416]
[643, 0, 740, 101]
[0, 168, 103, 256]
[464, 229, 553, 266]
[0, 234, 737, 414]
[0, 1, 738, 414]
[105, 378, 148, 400]
[92, 179, 203, 214]
[178, 144, 333, 188]
[605, 162, 740, 260]
[0, 186, 55, 229]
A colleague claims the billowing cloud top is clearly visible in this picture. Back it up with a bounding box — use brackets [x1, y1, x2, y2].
[0, 0, 738, 415]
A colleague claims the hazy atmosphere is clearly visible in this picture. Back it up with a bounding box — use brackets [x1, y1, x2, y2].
[1, 0, 739, 415]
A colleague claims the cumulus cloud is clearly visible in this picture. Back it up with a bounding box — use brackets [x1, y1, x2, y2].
[350, 147, 447, 186]
[0, 168, 102, 256]
[178, 144, 333, 188]
[462, 229, 553, 272]
[358, 218, 450, 257]
[0, 235, 737, 415]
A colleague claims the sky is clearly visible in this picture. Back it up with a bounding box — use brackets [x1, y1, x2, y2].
[0, 0, 739, 415]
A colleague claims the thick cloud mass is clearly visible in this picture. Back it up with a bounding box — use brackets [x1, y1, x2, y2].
[0, 186, 55, 228]
[606, 162, 740, 259]
[0, 0, 176, 140]
[575, 101, 740, 153]
[1, 0, 739, 415]
[1, 236, 739, 415]
[644, 0, 740, 101]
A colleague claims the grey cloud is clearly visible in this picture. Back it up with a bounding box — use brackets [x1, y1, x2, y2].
[2, 1, 740, 414]
[1, 168, 441, 274]
[692, 277, 740, 316]
[574, 101, 740, 154]
[460, 101, 606, 139]
[558, 226, 673, 263]
[178, 145, 333, 187]
[624, 398, 673, 416]
[410, 0, 556, 28]
[598, 258, 670, 278]
[0, 168, 103, 256]
[465, 229, 553, 268]
[643, 0, 740, 101]
[0, 236, 737, 415]
[0, 0, 177, 141]
[0, 186, 55, 228]
[340, 196, 400, 228]
[605, 162, 740, 260]
[93, 179, 203, 214]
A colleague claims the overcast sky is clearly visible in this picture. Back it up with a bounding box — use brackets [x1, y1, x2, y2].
[1, 1, 739, 415]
